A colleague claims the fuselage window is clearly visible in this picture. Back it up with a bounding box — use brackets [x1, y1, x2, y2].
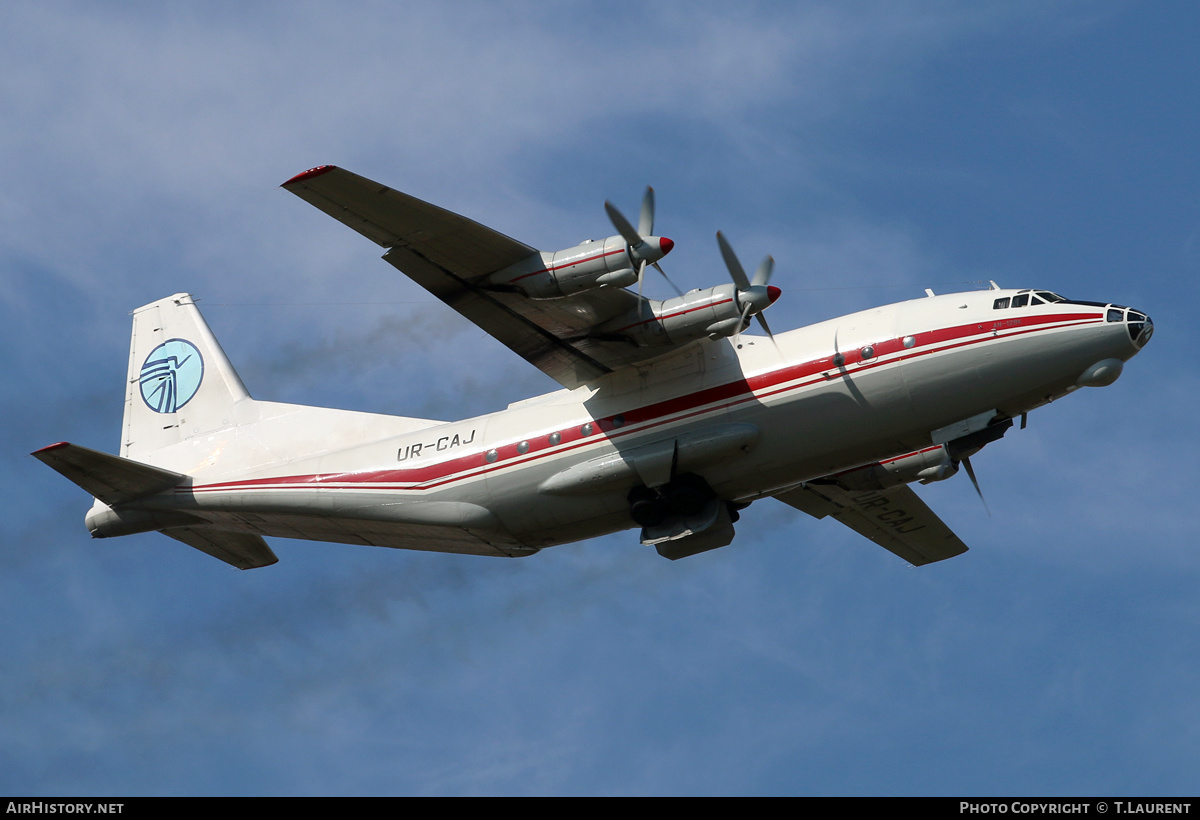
[993, 297, 1011, 309]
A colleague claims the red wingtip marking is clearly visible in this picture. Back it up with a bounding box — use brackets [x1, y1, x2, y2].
[660, 237, 674, 256]
[282, 165, 337, 186]
[767, 285, 781, 304]
[31, 442, 70, 455]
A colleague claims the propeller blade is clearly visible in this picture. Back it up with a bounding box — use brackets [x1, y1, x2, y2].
[719, 233, 781, 346]
[639, 186, 655, 237]
[604, 200, 643, 250]
[961, 456, 991, 517]
[610, 188, 678, 296]
[755, 312, 776, 339]
[752, 255, 774, 288]
[652, 261, 684, 297]
[730, 300, 753, 345]
[716, 231, 751, 290]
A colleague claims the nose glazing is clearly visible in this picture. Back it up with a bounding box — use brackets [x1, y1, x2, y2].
[1128, 309, 1152, 348]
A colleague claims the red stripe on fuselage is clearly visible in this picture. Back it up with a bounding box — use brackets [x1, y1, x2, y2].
[188, 311, 1102, 495]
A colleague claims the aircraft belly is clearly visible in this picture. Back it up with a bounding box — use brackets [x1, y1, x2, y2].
[156, 485, 440, 517]
[138, 484, 534, 556]
[508, 507, 635, 549]
[195, 510, 532, 557]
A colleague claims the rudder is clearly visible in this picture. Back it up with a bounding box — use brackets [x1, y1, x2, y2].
[121, 293, 250, 460]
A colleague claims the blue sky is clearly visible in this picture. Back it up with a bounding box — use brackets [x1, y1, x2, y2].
[2, 1, 1197, 796]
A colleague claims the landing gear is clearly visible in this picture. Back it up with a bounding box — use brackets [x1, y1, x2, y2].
[628, 485, 667, 528]
[628, 473, 713, 527]
[628, 474, 744, 560]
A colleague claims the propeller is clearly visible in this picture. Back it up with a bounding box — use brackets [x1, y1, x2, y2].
[639, 186, 655, 237]
[715, 231, 781, 341]
[604, 188, 681, 297]
[960, 455, 991, 517]
[944, 419, 1013, 517]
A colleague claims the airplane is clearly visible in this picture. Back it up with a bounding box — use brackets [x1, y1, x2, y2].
[32, 165, 1154, 569]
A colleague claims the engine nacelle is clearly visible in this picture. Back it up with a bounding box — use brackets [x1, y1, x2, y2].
[602, 283, 748, 347]
[834, 446, 959, 492]
[488, 235, 672, 299]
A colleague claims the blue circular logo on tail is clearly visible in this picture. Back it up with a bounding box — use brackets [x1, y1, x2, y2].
[140, 339, 204, 413]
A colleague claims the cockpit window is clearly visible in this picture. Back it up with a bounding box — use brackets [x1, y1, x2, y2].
[1107, 308, 1123, 323]
[1127, 312, 1152, 344]
[992, 291, 1066, 310]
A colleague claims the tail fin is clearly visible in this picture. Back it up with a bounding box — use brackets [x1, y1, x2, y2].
[121, 293, 250, 460]
[33, 294, 281, 570]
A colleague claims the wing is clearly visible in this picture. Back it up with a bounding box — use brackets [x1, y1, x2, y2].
[774, 481, 968, 566]
[283, 165, 659, 389]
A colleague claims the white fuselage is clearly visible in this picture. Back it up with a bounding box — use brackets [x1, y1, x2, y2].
[121, 288, 1147, 554]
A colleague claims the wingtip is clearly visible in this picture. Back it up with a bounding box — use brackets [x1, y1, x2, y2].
[282, 165, 337, 187]
[31, 442, 71, 457]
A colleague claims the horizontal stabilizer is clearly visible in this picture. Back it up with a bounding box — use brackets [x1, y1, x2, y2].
[31, 442, 186, 506]
[775, 481, 967, 566]
[163, 527, 279, 570]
